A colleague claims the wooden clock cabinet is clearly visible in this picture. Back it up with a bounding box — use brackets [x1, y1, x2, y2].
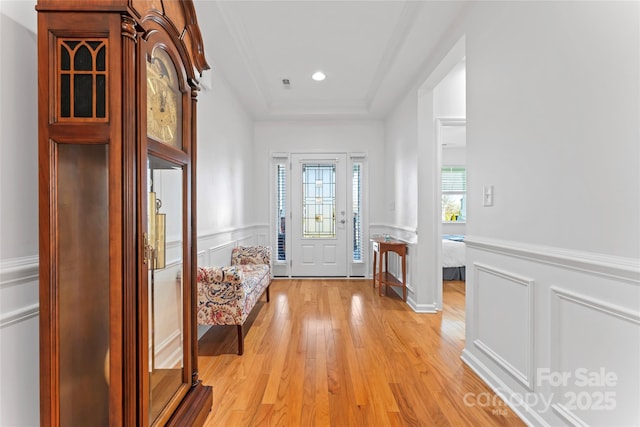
[36, 1, 212, 425]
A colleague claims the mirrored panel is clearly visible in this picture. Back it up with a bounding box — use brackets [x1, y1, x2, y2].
[147, 155, 184, 424]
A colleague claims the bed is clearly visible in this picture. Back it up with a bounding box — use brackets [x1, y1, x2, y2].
[442, 235, 465, 281]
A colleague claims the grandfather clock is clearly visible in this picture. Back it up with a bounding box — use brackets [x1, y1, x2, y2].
[37, 1, 212, 425]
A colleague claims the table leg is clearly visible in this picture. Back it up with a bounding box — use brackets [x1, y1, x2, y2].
[372, 250, 377, 289]
[385, 251, 390, 296]
[401, 250, 407, 302]
[379, 251, 384, 297]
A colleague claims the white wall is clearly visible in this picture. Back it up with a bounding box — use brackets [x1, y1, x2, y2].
[0, 2, 38, 260]
[383, 90, 422, 306]
[465, 1, 639, 258]
[442, 146, 466, 166]
[0, 2, 40, 426]
[385, 93, 418, 232]
[434, 59, 466, 120]
[387, 2, 639, 425]
[197, 71, 256, 236]
[460, 2, 639, 426]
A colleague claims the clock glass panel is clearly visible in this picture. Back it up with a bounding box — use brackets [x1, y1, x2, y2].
[147, 48, 182, 148]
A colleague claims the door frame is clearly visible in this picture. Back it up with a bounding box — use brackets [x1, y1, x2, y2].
[415, 35, 465, 312]
[270, 151, 369, 278]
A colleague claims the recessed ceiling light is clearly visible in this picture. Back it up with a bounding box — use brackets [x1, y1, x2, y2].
[312, 71, 326, 81]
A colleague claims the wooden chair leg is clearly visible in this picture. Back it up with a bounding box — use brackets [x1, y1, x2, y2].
[237, 324, 244, 355]
[266, 284, 270, 302]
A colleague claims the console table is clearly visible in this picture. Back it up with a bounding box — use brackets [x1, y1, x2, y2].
[371, 237, 407, 302]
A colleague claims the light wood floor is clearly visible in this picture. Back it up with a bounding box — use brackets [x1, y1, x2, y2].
[198, 279, 525, 426]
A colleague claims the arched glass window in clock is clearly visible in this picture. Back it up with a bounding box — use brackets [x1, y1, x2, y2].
[58, 39, 107, 120]
[147, 48, 183, 149]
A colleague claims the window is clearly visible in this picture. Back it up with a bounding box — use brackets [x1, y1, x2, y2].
[442, 167, 466, 222]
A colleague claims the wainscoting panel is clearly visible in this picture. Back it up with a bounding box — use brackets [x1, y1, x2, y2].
[255, 233, 268, 246]
[549, 287, 640, 427]
[0, 256, 40, 426]
[197, 250, 206, 266]
[472, 263, 534, 389]
[462, 236, 640, 427]
[206, 241, 237, 267]
[154, 329, 183, 369]
[197, 224, 270, 268]
[151, 262, 183, 370]
[237, 235, 255, 247]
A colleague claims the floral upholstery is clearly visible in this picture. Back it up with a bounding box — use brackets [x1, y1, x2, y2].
[197, 246, 271, 354]
[197, 264, 270, 326]
[231, 245, 271, 268]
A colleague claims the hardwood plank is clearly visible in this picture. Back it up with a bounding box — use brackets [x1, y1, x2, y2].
[199, 279, 525, 426]
[314, 311, 331, 426]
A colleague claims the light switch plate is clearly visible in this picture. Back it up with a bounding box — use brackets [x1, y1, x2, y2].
[483, 185, 493, 207]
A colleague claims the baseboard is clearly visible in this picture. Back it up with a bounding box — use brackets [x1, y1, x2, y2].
[407, 293, 439, 313]
[155, 329, 182, 369]
[461, 349, 548, 427]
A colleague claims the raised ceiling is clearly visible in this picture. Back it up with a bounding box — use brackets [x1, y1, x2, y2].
[194, 1, 466, 120]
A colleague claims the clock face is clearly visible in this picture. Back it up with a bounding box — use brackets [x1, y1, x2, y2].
[147, 49, 181, 147]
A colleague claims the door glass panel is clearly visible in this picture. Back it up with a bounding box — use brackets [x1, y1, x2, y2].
[302, 163, 336, 238]
[147, 155, 184, 424]
[352, 163, 362, 261]
[57, 143, 109, 426]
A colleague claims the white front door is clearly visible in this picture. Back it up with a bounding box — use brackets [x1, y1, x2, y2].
[291, 153, 347, 276]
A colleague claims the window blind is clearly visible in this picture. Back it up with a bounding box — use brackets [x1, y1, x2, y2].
[276, 164, 286, 261]
[442, 167, 466, 192]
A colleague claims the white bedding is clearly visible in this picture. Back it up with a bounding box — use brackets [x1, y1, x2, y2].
[442, 239, 465, 268]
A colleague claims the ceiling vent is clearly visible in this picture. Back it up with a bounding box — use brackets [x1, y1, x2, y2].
[282, 78, 291, 89]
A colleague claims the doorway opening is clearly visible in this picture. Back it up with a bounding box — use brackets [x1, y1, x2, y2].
[435, 60, 467, 308]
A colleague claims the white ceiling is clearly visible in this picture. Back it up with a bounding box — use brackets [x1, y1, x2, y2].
[194, 1, 467, 120]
